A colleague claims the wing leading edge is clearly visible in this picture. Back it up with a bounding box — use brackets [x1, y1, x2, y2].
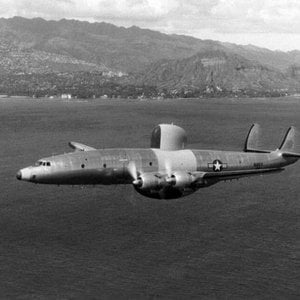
[193, 168, 284, 184]
[281, 152, 300, 158]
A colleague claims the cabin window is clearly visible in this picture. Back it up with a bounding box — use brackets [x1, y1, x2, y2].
[81, 164, 85, 168]
[43, 162, 46, 166]
[103, 163, 106, 168]
[47, 162, 51, 166]
[149, 162, 152, 166]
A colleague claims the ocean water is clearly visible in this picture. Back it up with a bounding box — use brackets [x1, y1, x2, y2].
[0, 97, 299, 298]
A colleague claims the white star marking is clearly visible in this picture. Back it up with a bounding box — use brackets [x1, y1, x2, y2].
[213, 161, 222, 171]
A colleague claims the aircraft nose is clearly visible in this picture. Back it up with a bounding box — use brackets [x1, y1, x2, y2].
[16, 170, 22, 180]
[16, 168, 33, 182]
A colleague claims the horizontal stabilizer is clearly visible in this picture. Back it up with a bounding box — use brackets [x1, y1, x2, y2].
[68, 141, 96, 152]
[244, 123, 271, 153]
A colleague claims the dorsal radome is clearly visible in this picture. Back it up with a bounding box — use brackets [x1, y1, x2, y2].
[151, 124, 187, 151]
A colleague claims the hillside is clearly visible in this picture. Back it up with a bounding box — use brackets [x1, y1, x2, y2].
[221, 43, 300, 72]
[0, 17, 214, 73]
[0, 39, 109, 74]
[141, 50, 298, 92]
[0, 17, 299, 97]
[0, 17, 299, 74]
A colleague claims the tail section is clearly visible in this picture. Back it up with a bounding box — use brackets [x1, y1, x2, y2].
[244, 123, 270, 153]
[244, 124, 300, 159]
[279, 126, 297, 152]
[278, 126, 300, 158]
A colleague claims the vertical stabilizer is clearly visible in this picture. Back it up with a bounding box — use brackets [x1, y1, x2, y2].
[244, 123, 265, 152]
[279, 127, 297, 152]
[244, 123, 271, 153]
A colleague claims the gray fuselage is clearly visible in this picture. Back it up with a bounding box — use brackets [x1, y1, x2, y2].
[18, 148, 293, 193]
[17, 123, 299, 199]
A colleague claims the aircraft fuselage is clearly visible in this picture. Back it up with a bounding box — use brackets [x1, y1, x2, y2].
[17, 148, 294, 198]
[17, 124, 299, 200]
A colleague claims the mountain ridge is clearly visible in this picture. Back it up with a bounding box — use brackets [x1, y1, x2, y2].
[1, 16, 299, 73]
[0, 17, 299, 97]
[141, 50, 298, 92]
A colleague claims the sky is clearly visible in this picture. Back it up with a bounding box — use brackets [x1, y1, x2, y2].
[0, 0, 299, 51]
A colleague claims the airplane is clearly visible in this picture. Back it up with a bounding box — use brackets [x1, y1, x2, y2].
[16, 123, 299, 199]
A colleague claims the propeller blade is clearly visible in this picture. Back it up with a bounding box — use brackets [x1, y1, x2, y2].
[128, 161, 138, 180]
[165, 160, 172, 177]
[128, 185, 139, 206]
[164, 160, 177, 185]
[128, 161, 143, 187]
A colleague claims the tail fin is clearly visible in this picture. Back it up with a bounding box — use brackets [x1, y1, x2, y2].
[279, 126, 296, 152]
[279, 126, 300, 158]
[244, 123, 270, 153]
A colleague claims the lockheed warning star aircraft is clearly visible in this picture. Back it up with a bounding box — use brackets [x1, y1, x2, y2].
[17, 124, 299, 199]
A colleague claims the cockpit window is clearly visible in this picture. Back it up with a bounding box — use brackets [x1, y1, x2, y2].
[35, 161, 51, 167]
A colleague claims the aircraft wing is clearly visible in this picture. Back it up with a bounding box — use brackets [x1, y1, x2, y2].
[68, 141, 96, 152]
[193, 168, 284, 184]
[281, 151, 300, 158]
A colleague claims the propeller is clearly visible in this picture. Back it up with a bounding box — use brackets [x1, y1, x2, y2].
[126, 161, 142, 206]
[164, 160, 175, 185]
[165, 160, 172, 178]
[127, 161, 142, 187]
[127, 184, 140, 206]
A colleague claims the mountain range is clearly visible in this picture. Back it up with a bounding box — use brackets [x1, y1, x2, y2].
[0, 16, 299, 94]
[141, 50, 298, 92]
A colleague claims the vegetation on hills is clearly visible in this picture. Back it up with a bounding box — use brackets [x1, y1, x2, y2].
[0, 17, 299, 98]
[141, 50, 298, 93]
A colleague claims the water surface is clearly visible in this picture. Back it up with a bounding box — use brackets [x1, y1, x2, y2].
[0, 97, 299, 298]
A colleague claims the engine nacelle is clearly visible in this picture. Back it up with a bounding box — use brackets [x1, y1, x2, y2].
[134, 173, 165, 191]
[133, 171, 212, 200]
[167, 171, 195, 188]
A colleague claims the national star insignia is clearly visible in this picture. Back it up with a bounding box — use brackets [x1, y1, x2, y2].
[208, 159, 227, 172]
[213, 160, 222, 171]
